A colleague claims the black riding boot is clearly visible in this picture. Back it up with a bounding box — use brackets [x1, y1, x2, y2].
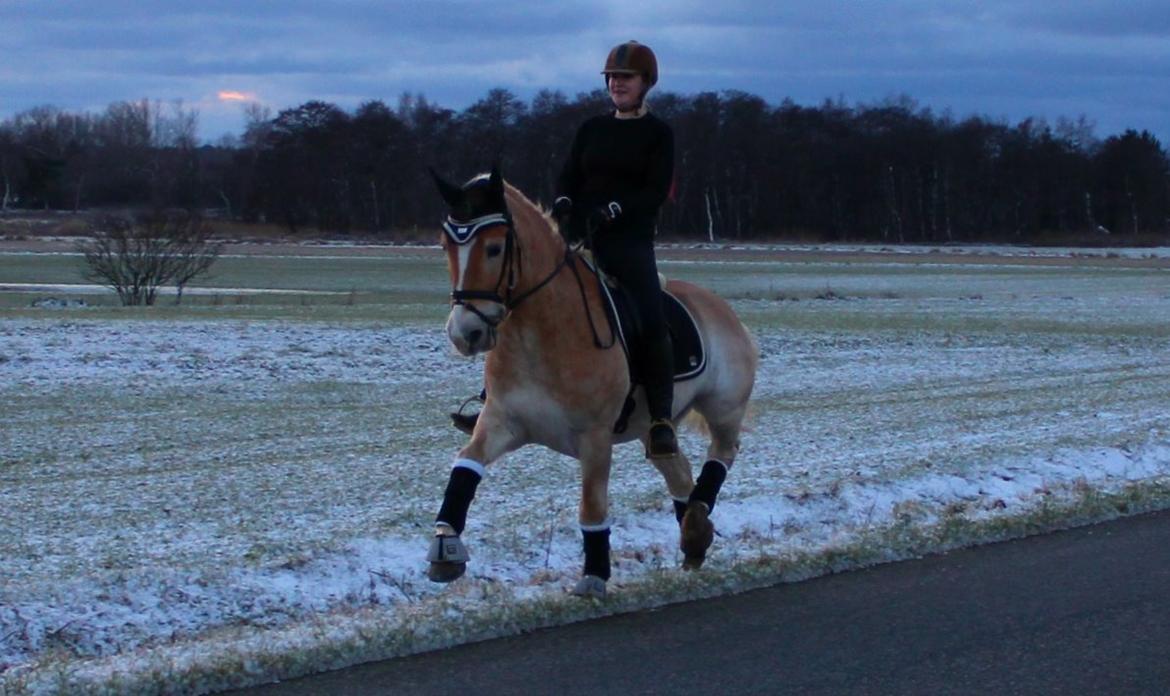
[643, 333, 678, 458]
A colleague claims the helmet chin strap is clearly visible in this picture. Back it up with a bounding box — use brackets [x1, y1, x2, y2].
[615, 99, 649, 119]
[613, 83, 651, 118]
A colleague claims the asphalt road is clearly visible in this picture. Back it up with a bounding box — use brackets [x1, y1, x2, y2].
[236, 509, 1170, 695]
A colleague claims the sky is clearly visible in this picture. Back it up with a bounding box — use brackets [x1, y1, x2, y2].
[1, 0, 1168, 145]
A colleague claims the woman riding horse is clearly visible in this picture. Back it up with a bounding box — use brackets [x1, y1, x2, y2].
[453, 40, 679, 459]
[428, 42, 757, 598]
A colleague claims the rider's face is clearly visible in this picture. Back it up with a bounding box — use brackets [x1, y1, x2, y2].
[607, 73, 646, 112]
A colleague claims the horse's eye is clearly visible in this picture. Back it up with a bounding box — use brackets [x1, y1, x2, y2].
[486, 244, 503, 259]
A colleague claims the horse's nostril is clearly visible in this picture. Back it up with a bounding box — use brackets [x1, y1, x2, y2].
[467, 329, 483, 345]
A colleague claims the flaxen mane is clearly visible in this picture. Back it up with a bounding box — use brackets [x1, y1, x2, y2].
[504, 182, 562, 241]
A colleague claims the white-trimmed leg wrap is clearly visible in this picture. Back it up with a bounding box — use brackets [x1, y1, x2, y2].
[579, 518, 612, 533]
[689, 459, 728, 512]
[706, 459, 729, 474]
[581, 523, 612, 581]
[453, 457, 486, 477]
[435, 459, 484, 535]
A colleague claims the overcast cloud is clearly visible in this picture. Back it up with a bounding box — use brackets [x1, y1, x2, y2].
[1, 0, 1167, 144]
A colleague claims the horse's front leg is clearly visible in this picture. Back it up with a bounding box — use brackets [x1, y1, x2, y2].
[427, 403, 520, 583]
[572, 428, 614, 599]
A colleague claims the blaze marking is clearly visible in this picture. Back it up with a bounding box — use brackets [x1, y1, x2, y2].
[456, 241, 474, 292]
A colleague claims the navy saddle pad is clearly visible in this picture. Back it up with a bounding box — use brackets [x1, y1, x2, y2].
[600, 280, 706, 382]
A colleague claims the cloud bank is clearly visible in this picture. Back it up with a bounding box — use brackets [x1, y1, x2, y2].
[1, 1, 1166, 142]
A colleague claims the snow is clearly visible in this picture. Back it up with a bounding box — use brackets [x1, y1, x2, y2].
[6, 240, 1170, 261]
[1, 258, 1169, 693]
[1, 283, 347, 296]
[664, 242, 1170, 260]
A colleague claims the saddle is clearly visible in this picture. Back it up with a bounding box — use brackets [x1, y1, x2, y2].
[578, 255, 707, 433]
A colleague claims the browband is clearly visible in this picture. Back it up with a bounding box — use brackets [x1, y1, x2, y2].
[442, 213, 510, 245]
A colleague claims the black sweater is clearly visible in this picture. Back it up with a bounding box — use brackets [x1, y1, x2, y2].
[557, 112, 674, 240]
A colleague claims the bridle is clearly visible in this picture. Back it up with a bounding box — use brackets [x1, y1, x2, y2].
[442, 209, 570, 327]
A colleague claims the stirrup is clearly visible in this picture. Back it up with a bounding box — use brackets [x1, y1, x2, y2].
[647, 419, 679, 459]
[450, 411, 479, 435]
[450, 393, 483, 435]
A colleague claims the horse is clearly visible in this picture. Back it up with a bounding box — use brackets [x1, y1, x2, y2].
[426, 167, 758, 598]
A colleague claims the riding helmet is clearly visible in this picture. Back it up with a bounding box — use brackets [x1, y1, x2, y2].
[602, 40, 658, 87]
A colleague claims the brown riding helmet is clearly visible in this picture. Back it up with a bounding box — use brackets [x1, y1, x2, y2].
[602, 40, 658, 87]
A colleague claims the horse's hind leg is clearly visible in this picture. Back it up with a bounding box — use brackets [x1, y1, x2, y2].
[680, 403, 746, 569]
[646, 448, 695, 525]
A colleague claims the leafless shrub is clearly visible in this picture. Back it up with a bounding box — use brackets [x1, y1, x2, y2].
[76, 211, 222, 306]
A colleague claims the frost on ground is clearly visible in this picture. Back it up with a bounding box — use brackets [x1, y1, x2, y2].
[2, 263, 1170, 693]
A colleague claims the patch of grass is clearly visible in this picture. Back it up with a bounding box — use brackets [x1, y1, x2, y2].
[4, 247, 1167, 336]
[814, 285, 850, 301]
[0, 249, 451, 322]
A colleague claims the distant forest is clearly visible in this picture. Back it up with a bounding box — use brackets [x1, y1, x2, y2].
[2, 88, 1168, 244]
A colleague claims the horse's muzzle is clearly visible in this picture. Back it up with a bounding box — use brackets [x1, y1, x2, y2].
[446, 305, 499, 356]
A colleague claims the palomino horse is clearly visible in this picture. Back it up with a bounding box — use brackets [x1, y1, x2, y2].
[427, 167, 757, 597]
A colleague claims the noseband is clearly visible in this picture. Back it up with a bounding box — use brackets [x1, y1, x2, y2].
[443, 211, 569, 327]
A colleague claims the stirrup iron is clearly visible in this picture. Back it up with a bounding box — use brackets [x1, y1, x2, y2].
[647, 418, 679, 459]
[449, 393, 483, 435]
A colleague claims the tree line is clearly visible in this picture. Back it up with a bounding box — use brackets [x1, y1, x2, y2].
[2, 90, 1168, 243]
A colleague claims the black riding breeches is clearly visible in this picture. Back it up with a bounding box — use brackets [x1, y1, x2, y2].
[594, 235, 666, 342]
[594, 233, 674, 421]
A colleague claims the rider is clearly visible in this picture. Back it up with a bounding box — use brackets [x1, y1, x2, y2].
[555, 40, 678, 458]
[452, 39, 679, 459]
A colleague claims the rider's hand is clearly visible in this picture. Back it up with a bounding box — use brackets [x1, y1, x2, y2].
[589, 201, 622, 229]
[552, 196, 572, 223]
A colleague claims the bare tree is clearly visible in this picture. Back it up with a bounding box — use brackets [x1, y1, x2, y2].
[77, 212, 222, 306]
[164, 214, 222, 304]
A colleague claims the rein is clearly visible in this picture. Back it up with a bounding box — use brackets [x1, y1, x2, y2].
[566, 253, 617, 349]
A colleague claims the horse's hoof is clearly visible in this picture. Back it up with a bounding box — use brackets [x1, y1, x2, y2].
[427, 561, 467, 583]
[426, 534, 470, 583]
[571, 574, 607, 599]
[680, 501, 714, 565]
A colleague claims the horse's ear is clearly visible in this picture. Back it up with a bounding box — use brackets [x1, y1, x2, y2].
[430, 168, 463, 209]
[488, 163, 504, 197]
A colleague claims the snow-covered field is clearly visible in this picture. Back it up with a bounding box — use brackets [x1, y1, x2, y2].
[665, 242, 1170, 261]
[1, 249, 1169, 694]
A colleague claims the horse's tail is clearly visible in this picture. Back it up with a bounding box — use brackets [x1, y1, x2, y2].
[682, 409, 710, 437]
[678, 291, 758, 437]
[682, 401, 756, 436]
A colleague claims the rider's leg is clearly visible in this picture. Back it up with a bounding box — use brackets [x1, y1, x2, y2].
[597, 238, 677, 457]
